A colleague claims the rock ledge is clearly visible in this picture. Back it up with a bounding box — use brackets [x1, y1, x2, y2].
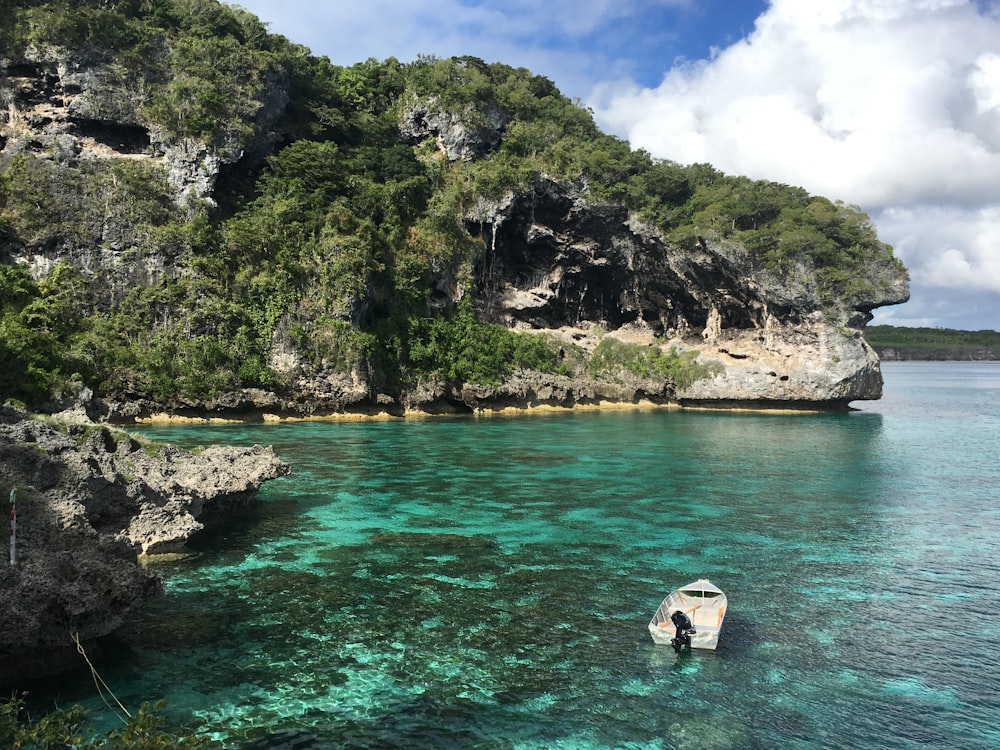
[0, 406, 289, 684]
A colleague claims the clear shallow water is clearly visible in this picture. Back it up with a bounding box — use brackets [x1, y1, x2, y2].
[50, 363, 1000, 748]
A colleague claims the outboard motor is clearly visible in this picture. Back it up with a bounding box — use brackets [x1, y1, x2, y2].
[670, 610, 696, 652]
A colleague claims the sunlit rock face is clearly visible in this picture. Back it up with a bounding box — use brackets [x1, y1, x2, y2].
[464, 177, 908, 406]
[399, 95, 510, 161]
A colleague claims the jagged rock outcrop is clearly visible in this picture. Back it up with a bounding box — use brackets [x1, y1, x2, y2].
[1, 43, 288, 199]
[400, 95, 509, 160]
[464, 178, 909, 407]
[677, 314, 883, 406]
[0, 405, 289, 684]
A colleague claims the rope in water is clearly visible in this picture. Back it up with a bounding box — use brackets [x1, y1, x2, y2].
[71, 631, 132, 724]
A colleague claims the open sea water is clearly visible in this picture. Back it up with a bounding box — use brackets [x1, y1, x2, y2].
[46, 361, 1000, 749]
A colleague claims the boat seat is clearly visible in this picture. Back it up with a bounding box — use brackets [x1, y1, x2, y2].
[691, 608, 725, 629]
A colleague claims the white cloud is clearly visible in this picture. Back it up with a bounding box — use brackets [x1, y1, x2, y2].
[873, 206, 1000, 289]
[591, 0, 1000, 328]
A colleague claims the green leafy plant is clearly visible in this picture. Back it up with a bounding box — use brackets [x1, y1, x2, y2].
[588, 337, 717, 389]
[406, 304, 561, 385]
[866, 325, 1000, 349]
[0, 694, 207, 750]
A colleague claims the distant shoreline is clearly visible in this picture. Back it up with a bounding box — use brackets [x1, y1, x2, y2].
[874, 346, 1000, 362]
[866, 325, 1000, 361]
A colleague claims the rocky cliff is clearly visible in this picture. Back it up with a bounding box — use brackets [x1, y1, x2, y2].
[0, 39, 288, 304]
[462, 178, 907, 409]
[0, 405, 289, 684]
[0, 9, 910, 417]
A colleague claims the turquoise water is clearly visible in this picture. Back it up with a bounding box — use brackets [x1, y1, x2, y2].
[56, 363, 1000, 748]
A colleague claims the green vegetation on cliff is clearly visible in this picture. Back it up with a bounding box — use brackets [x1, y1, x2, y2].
[588, 338, 719, 389]
[0, 0, 907, 409]
[7, 0, 278, 143]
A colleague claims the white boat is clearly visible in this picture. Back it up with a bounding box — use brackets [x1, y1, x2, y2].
[648, 579, 727, 650]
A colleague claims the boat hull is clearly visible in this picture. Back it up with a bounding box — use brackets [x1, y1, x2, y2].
[648, 620, 722, 649]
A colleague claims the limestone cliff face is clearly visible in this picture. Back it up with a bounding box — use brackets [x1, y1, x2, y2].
[1, 44, 287, 200]
[0, 43, 288, 302]
[0, 406, 289, 684]
[464, 179, 908, 406]
[399, 95, 510, 161]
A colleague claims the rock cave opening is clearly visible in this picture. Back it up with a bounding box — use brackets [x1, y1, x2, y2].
[70, 118, 151, 154]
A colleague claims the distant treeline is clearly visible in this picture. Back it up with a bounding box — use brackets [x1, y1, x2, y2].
[867, 325, 1000, 361]
[867, 326, 1000, 347]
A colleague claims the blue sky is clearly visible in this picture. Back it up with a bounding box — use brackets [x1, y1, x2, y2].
[235, 1, 1000, 331]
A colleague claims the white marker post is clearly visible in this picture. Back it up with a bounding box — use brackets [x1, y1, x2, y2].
[8, 488, 15, 567]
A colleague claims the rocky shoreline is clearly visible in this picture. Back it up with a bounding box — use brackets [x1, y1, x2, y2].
[80, 323, 879, 425]
[0, 405, 289, 686]
[1, 45, 909, 422]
